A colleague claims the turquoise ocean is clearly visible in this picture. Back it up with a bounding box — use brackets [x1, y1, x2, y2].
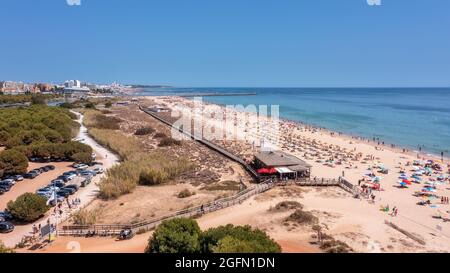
[134, 87, 450, 156]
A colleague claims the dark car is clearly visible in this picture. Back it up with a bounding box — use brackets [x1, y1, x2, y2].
[57, 175, 71, 182]
[56, 191, 70, 198]
[0, 184, 11, 192]
[32, 168, 42, 174]
[0, 188, 5, 194]
[0, 222, 14, 233]
[59, 187, 76, 195]
[0, 180, 14, 187]
[0, 211, 13, 221]
[64, 184, 80, 191]
[50, 181, 66, 188]
[46, 165, 56, 171]
[24, 172, 39, 179]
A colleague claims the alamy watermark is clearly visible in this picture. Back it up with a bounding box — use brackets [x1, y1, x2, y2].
[170, 97, 281, 149]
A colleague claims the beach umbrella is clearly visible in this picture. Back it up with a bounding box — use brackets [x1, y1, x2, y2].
[402, 180, 412, 185]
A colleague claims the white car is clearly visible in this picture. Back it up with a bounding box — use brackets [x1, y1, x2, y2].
[76, 164, 89, 170]
[93, 167, 104, 174]
[1, 179, 15, 185]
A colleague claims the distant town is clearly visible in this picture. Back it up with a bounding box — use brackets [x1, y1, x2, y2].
[0, 80, 134, 97]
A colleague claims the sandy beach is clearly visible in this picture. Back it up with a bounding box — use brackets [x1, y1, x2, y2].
[26, 96, 450, 253]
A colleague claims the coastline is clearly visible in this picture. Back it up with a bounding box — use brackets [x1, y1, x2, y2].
[139, 94, 449, 163]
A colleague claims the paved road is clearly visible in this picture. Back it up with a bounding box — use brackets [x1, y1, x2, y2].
[0, 111, 119, 248]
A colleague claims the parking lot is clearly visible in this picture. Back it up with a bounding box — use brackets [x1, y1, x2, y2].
[0, 162, 75, 211]
[0, 111, 119, 248]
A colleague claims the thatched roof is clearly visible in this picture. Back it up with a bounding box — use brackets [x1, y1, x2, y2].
[255, 151, 312, 169]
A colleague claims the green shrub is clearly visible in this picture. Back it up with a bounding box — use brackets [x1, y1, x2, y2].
[72, 208, 103, 225]
[139, 170, 167, 186]
[0, 105, 80, 162]
[158, 137, 181, 147]
[83, 110, 121, 130]
[200, 224, 281, 253]
[105, 102, 112, 108]
[0, 131, 11, 146]
[31, 95, 46, 105]
[72, 152, 93, 164]
[272, 201, 303, 212]
[7, 193, 50, 222]
[146, 218, 202, 253]
[285, 209, 318, 226]
[134, 127, 155, 136]
[0, 94, 59, 105]
[85, 102, 96, 109]
[178, 189, 195, 198]
[0, 240, 15, 253]
[154, 132, 167, 139]
[0, 149, 29, 175]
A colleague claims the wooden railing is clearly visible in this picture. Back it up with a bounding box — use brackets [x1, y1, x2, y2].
[59, 177, 359, 236]
[59, 182, 274, 236]
[139, 105, 261, 181]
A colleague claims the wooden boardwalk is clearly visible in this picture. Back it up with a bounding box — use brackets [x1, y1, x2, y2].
[139, 105, 261, 180]
[59, 182, 275, 236]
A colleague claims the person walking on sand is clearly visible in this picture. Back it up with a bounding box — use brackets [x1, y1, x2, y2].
[391, 206, 397, 217]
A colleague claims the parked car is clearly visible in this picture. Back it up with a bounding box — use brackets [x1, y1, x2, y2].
[24, 172, 39, 179]
[46, 165, 56, 171]
[81, 178, 92, 187]
[32, 168, 42, 174]
[60, 187, 77, 195]
[56, 190, 70, 198]
[37, 192, 51, 199]
[56, 175, 70, 182]
[0, 211, 13, 221]
[64, 184, 80, 191]
[43, 186, 60, 192]
[1, 179, 15, 186]
[0, 184, 11, 192]
[0, 188, 5, 195]
[0, 222, 14, 233]
[50, 181, 66, 188]
[12, 175, 24, 182]
[80, 170, 96, 177]
[76, 164, 89, 171]
[51, 179, 65, 184]
[93, 167, 104, 174]
[63, 171, 77, 176]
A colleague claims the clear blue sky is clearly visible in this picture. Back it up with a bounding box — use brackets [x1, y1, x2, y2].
[1, 0, 449, 87]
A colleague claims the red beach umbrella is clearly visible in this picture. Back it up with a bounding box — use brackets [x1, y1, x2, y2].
[403, 179, 412, 185]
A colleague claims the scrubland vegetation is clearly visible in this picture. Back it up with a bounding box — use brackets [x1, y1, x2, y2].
[146, 218, 281, 253]
[0, 105, 92, 176]
[0, 94, 59, 105]
[83, 110, 195, 199]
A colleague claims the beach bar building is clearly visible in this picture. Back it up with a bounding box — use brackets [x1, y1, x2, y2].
[253, 151, 312, 180]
